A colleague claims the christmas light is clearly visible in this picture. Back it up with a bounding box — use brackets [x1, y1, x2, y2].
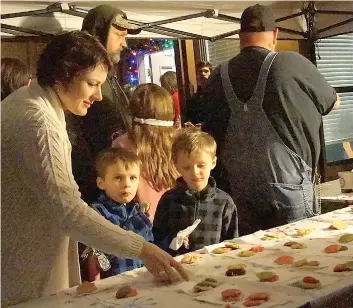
[124, 39, 175, 87]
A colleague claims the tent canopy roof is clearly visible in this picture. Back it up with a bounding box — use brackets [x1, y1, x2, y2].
[1, 1, 352, 40]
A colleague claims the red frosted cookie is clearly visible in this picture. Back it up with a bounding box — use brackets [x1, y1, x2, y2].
[299, 276, 321, 289]
[249, 246, 265, 253]
[274, 255, 294, 265]
[247, 293, 270, 301]
[221, 289, 243, 302]
[324, 244, 348, 254]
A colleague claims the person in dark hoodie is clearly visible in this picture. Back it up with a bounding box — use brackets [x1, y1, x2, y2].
[153, 129, 238, 256]
[67, 5, 141, 203]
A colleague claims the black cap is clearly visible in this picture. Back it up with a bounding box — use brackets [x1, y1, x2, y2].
[240, 4, 276, 32]
[83, 5, 141, 35]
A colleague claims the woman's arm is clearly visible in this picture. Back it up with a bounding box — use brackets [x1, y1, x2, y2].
[16, 106, 143, 259]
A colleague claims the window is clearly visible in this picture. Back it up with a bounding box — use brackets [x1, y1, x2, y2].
[316, 33, 353, 162]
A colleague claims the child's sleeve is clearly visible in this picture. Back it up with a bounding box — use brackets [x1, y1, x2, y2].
[221, 196, 239, 241]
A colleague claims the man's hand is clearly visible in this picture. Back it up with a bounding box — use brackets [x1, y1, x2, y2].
[139, 242, 189, 283]
[333, 94, 340, 110]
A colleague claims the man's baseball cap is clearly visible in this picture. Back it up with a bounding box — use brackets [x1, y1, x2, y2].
[83, 5, 141, 35]
[112, 9, 141, 34]
[240, 4, 276, 32]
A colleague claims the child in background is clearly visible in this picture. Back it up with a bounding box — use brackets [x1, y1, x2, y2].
[160, 71, 181, 127]
[112, 84, 179, 221]
[83, 147, 153, 280]
[153, 130, 238, 256]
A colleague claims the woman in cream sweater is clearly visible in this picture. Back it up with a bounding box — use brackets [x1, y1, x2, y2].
[1, 31, 186, 307]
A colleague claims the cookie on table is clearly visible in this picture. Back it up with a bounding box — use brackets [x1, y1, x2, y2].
[329, 220, 348, 230]
[296, 229, 312, 236]
[212, 247, 232, 254]
[221, 289, 243, 302]
[284, 241, 307, 249]
[333, 261, 353, 272]
[244, 293, 270, 307]
[226, 264, 247, 276]
[249, 246, 264, 253]
[256, 271, 279, 282]
[274, 255, 294, 265]
[225, 243, 241, 250]
[299, 276, 321, 289]
[292, 259, 320, 267]
[116, 284, 137, 299]
[181, 254, 200, 264]
[76, 281, 97, 295]
[238, 251, 256, 257]
[339, 234, 353, 243]
[193, 278, 219, 292]
[324, 244, 348, 254]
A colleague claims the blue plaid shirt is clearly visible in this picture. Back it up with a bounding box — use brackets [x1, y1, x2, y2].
[91, 193, 153, 275]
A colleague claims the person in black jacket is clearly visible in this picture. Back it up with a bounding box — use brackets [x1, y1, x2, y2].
[67, 5, 141, 203]
[153, 130, 238, 256]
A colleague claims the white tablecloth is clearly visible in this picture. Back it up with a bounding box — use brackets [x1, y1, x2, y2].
[12, 207, 353, 308]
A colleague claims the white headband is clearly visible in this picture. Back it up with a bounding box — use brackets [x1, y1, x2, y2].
[134, 117, 174, 127]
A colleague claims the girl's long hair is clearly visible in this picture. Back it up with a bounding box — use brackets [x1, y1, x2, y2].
[128, 83, 179, 191]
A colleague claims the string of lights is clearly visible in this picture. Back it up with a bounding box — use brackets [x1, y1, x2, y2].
[124, 38, 175, 86]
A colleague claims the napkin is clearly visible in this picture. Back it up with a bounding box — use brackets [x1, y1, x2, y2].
[169, 219, 201, 250]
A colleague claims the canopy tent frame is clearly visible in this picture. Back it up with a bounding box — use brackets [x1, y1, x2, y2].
[1, 2, 352, 42]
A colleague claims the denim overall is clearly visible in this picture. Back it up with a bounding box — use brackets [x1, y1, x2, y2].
[219, 52, 319, 235]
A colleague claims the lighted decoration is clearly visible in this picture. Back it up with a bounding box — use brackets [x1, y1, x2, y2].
[124, 39, 174, 87]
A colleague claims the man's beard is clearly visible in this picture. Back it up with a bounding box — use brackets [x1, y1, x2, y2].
[109, 52, 121, 64]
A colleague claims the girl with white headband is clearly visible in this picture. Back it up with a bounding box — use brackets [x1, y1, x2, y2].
[112, 84, 179, 221]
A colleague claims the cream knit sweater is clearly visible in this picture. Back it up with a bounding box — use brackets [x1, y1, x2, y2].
[1, 81, 144, 306]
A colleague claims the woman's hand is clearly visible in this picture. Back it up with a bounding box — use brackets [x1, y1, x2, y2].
[139, 242, 189, 283]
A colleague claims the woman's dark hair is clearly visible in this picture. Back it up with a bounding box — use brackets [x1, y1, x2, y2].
[37, 30, 112, 89]
[160, 71, 178, 94]
[196, 60, 213, 72]
[1, 58, 31, 99]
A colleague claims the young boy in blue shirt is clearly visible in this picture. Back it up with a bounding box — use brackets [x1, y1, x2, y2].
[83, 147, 153, 279]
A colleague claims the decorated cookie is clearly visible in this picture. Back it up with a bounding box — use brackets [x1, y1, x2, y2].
[299, 276, 321, 289]
[329, 220, 348, 230]
[212, 247, 232, 254]
[339, 234, 353, 243]
[193, 278, 219, 292]
[238, 251, 256, 257]
[292, 259, 309, 267]
[225, 243, 241, 250]
[256, 271, 279, 282]
[249, 246, 264, 253]
[244, 293, 270, 307]
[333, 261, 353, 272]
[297, 229, 312, 236]
[221, 289, 243, 302]
[226, 267, 247, 276]
[115, 285, 137, 299]
[76, 281, 97, 295]
[181, 254, 200, 264]
[261, 233, 279, 241]
[284, 241, 307, 249]
[324, 244, 348, 254]
[274, 255, 294, 265]
[227, 264, 247, 270]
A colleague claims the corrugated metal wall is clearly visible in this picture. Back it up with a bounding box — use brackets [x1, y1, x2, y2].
[316, 33, 353, 147]
[206, 39, 240, 68]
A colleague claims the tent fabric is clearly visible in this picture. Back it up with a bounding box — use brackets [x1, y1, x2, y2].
[1, 1, 352, 40]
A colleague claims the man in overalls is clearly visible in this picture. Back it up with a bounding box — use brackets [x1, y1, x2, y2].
[201, 4, 340, 235]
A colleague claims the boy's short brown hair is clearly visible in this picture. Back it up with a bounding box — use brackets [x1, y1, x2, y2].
[172, 129, 217, 163]
[95, 147, 141, 178]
